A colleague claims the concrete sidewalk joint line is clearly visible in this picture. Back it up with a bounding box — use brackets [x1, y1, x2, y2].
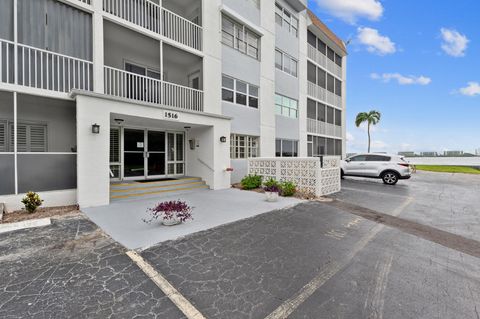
[126, 251, 207, 319]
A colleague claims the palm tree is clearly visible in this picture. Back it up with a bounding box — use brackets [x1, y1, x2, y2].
[355, 110, 381, 153]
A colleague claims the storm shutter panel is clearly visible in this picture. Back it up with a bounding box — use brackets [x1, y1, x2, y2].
[0, 121, 6, 152]
[9, 123, 47, 152]
[30, 125, 47, 152]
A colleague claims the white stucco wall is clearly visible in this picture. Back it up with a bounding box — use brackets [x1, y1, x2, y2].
[75, 92, 231, 208]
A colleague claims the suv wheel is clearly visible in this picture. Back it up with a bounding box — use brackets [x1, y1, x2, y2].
[382, 171, 399, 185]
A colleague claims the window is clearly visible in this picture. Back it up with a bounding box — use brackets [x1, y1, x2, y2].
[317, 40, 326, 55]
[318, 68, 326, 88]
[335, 109, 342, 126]
[326, 106, 334, 124]
[230, 134, 259, 159]
[317, 103, 326, 122]
[307, 99, 316, 120]
[308, 30, 317, 47]
[350, 155, 367, 162]
[335, 53, 342, 67]
[275, 49, 283, 70]
[275, 94, 298, 118]
[327, 47, 335, 61]
[276, 139, 298, 157]
[275, 3, 299, 37]
[308, 135, 341, 157]
[327, 74, 335, 93]
[335, 78, 342, 96]
[366, 155, 390, 161]
[222, 15, 260, 59]
[307, 61, 316, 83]
[275, 49, 298, 77]
[222, 75, 259, 108]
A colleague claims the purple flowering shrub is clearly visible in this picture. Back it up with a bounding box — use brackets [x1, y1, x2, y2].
[143, 200, 193, 224]
[263, 185, 280, 193]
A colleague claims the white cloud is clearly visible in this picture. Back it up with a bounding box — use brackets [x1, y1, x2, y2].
[458, 82, 480, 96]
[357, 27, 396, 55]
[371, 73, 431, 85]
[440, 28, 469, 57]
[312, 0, 383, 24]
[346, 132, 355, 142]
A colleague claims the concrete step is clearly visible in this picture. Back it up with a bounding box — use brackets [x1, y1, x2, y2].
[111, 177, 202, 190]
[110, 177, 209, 201]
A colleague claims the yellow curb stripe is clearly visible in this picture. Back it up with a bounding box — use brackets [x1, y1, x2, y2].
[110, 181, 205, 193]
[111, 177, 199, 187]
[110, 185, 209, 199]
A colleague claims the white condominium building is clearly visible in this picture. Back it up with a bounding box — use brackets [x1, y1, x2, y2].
[0, 0, 346, 208]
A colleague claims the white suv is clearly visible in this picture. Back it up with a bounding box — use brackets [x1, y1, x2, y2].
[341, 153, 411, 185]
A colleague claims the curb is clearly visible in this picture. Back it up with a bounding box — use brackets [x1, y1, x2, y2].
[0, 218, 52, 234]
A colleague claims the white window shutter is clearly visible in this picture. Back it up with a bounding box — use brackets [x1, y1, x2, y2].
[30, 125, 47, 152]
[0, 122, 6, 152]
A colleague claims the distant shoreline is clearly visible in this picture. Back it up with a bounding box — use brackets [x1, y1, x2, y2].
[406, 156, 480, 167]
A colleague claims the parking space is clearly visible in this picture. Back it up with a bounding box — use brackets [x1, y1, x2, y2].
[1, 171, 479, 318]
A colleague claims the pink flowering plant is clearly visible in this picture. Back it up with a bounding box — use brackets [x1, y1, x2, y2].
[143, 200, 193, 224]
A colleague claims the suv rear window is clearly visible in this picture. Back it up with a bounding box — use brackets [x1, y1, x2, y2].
[366, 155, 391, 161]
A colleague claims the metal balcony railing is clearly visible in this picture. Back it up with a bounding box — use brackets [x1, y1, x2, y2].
[104, 66, 203, 112]
[0, 38, 93, 92]
[103, 0, 202, 51]
[306, 118, 342, 138]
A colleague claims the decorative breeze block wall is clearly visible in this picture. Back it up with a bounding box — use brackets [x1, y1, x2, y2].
[247, 157, 341, 197]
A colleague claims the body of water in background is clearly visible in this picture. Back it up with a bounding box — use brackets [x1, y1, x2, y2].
[406, 157, 480, 166]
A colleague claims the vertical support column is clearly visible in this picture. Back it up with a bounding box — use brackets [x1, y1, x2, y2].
[201, 0, 222, 114]
[92, 0, 104, 94]
[13, 92, 18, 195]
[298, 13, 308, 157]
[341, 56, 347, 159]
[159, 39, 163, 104]
[259, 0, 276, 157]
[13, 0, 18, 194]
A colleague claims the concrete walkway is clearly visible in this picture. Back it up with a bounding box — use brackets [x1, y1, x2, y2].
[83, 188, 303, 249]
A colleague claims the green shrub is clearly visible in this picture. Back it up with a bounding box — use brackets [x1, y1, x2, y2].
[21, 191, 43, 213]
[263, 177, 279, 188]
[241, 175, 262, 190]
[280, 181, 296, 197]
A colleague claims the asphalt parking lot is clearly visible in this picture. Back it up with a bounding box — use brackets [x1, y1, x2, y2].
[1, 171, 479, 318]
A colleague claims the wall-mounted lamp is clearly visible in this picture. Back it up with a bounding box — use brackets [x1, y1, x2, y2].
[92, 123, 100, 134]
[184, 126, 191, 131]
[114, 118, 124, 125]
[219, 136, 227, 143]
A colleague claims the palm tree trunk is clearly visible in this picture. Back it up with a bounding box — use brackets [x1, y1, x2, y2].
[367, 123, 371, 153]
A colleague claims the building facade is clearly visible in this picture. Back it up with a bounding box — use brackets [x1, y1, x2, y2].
[0, 0, 346, 208]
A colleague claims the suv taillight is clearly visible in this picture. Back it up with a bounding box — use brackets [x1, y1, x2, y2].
[398, 163, 410, 167]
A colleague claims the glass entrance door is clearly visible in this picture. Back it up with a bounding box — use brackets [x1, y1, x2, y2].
[124, 129, 145, 178]
[123, 129, 184, 180]
[147, 131, 166, 177]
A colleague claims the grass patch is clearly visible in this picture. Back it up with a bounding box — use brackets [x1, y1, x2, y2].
[415, 165, 480, 175]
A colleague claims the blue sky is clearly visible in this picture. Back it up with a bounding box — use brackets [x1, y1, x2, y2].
[309, 0, 480, 154]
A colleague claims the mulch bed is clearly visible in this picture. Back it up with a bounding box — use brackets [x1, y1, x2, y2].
[231, 183, 319, 200]
[1, 205, 81, 224]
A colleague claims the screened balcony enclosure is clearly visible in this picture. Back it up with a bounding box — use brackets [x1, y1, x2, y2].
[0, 91, 77, 196]
[102, 0, 202, 51]
[103, 21, 203, 112]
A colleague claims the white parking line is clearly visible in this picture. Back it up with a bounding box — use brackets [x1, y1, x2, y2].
[126, 251, 206, 319]
[264, 197, 413, 319]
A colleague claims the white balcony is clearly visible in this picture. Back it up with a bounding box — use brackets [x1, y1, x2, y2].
[307, 118, 342, 138]
[103, 0, 202, 51]
[307, 81, 342, 109]
[104, 66, 203, 112]
[307, 44, 342, 79]
[0, 38, 93, 93]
